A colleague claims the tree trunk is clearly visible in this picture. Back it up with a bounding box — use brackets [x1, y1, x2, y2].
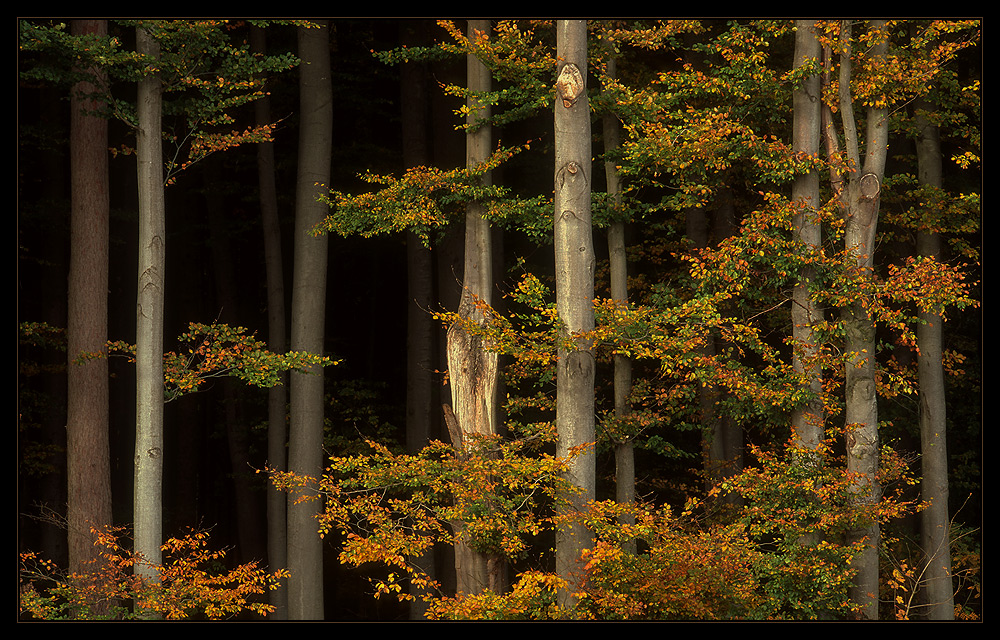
[914, 99, 955, 620]
[401, 19, 436, 461]
[133, 25, 166, 594]
[446, 19, 503, 596]
[838, 20, 889, 620]
[66, 19, 113, 579]
[250, 24, 289, 620]
[601, 34, 635, 552]
[400, 20, 437, 618]
[287, 21, 332, 621]
[790, 20, 825, 454]
[553, 19, 595, 609]
[205, 158, 266, 567]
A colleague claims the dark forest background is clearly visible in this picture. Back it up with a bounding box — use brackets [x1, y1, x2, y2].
[17, 19, 982, 620]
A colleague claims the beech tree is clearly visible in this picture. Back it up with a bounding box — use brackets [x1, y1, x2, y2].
[250, 24, 289, 620]
[133, 24, 166, 592]
[789, 20, 825, 456]
[552, 19, 595, 607]
[286, 20, 332, 621]
[598, 23, 635, 548]
[128, 20, 302, 602]
[21, 18, 307, 615]
[444, 19, 504, 596]
[19, 18, 981, 622]
[913, 98, 953, 619]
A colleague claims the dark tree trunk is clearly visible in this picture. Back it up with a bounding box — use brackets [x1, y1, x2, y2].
[250, 24, 290, 620]
[400, 19, 438, 618]
[286, 21, 332, 621]
[66, 19, 113, 579]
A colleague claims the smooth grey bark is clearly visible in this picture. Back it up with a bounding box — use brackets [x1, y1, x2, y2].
[446, 19, 503, 596]
[837, 20, 889, 620]
[134, 25, 166, 590]
[250, 25, 289, 620]
[601, 36, 635, 551]
[553, 19, 595, 608]
[790, 20, 825, 454]
[286, 21, 331, 621]
[914, 100, 955, 620]
[66, 19, 113, 578]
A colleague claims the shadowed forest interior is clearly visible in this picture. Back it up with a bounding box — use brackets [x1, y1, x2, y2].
[18, 19, 981, 621]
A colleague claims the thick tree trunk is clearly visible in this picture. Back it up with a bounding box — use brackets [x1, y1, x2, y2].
[838, 20, 889, 620]
[250, 25, 289, 620]
[553, 19, 595, 609]
[133, 25, 166, 593]
[914, 100, 955, 620]
[790, 20, 825, 454]
[446, 19, 504, 596]
[287, 21, 332, 621]
[66, 19, 113, 579]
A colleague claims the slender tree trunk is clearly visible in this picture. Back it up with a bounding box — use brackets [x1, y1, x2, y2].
[601, 35, 635, 551]
[714, 187, 744, 498]
[401, 19, 436, 468]
[133, 26, 166, 595]
[914, 99, 955, 620]
[553, 20, 595, 609]
[838, 20, 889, 620]
[400, 20, 437, 618]
[687, 205, 722, 485]
[446, 19, 503, 596]
[790, 20, 825, 454]
[250, 25, 289, 620]
[677, 42, 743, 506]
[66, 19, 113, 579]
[204, 159, 266, 566]
[287, 21, 332, 621]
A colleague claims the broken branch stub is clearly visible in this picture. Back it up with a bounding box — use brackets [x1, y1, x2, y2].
[556, 63, 585, 108]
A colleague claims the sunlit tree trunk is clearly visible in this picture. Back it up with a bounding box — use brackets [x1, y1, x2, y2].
[553, 19, 595, 609]
[250, 24, 289, 620]
[445, 19, 503, 596]
[914, 98, 955, 620]
[133, 24, 166, 596]
[790, 20, 825, 455]
[66, 19, 113, 581]
[837, 20, 889, 620]
[287, 20, 331, 621]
